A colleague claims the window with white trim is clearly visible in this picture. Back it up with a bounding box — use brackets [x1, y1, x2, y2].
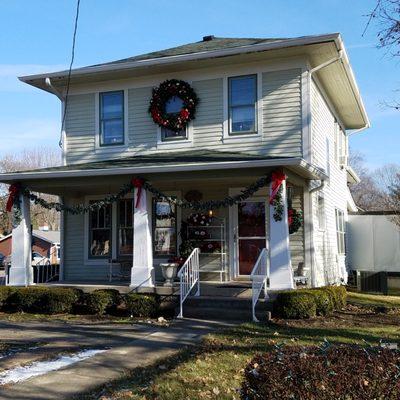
[153, 197, 177, 256]
[89, 202, 112, 258]
[335, 209, 346, 254]
[118, 199, 134, 257]
[228, 75, 257, 134]
[161, 96, 188, 141]
[99, 91, 124, 146]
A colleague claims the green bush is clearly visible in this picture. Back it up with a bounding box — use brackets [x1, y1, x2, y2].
[84, 289, 121, 315]
[7, 287, 49, 312]
[274, 286, 347, 319]
[308, 289, 334, 316]
[274, 291, 317, 319]
[125, 293, 159, 318]
[41, 288, 83, 314]
[0, 286, 15, 308]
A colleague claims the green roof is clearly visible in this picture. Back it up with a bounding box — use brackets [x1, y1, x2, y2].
[15, 150, 290, 174]
[87, 37, 286, 68]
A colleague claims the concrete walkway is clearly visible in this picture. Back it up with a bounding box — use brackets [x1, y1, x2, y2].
[0, 318, 232, 400]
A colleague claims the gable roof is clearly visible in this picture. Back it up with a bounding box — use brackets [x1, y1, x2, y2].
[18, 33, 369, 129]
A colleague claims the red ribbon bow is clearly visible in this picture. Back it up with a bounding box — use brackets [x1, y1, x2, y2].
[132, 178, 144, 208]
[6, 183, 20, 212]
[269, 169, 286, 205]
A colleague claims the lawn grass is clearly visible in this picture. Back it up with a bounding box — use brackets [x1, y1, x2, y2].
[347, 291, 400, 309]
[76, 308, 400, 400]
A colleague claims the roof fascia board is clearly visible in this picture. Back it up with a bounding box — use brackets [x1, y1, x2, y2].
[0, 158, 326, 182]
[19, 34, 339, 82]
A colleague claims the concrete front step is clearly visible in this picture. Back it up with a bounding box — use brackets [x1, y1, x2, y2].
[179, 296, 272, 321]
[199, 282, 253, 298]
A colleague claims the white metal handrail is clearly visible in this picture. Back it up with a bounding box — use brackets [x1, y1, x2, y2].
[177, 247, 200, 318]
[250, 248, 269, 322]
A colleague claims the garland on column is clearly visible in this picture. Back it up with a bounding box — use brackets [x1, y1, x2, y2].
[6, 169, 302, 233]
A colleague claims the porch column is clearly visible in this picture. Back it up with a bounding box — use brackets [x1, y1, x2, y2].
[9, 194, 33, 286]
[269, 180, 295, 290]
[130, 188, 154, 288]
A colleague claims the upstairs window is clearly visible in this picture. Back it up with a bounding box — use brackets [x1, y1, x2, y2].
[161, 96, 187, 141]
[228, 75, 257, 134]
[99, 91, 124, 146]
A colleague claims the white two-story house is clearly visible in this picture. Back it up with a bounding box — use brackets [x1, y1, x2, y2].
[0, 34, 368, 299]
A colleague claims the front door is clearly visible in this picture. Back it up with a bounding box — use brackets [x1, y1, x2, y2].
[235, 201, 267, 276]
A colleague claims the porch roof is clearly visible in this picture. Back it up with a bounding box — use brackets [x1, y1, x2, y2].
[0, 150, 326, 183]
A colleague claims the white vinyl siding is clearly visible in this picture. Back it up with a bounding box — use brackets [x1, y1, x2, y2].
[64, 67, 303, 163]
[310, 78, 350, 286]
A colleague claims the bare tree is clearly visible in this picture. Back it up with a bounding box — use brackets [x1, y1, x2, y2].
[0, 148, 61, 235]
[365, 0, 400, 109]
[349, 150, 385, 210]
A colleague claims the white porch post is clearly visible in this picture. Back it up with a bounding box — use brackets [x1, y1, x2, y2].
[269, 179, 295, 290]
[9, 194, 33, 286]
[130, 188, 154, 288]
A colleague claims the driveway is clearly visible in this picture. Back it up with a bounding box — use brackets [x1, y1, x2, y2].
[0, 318, 232, 400]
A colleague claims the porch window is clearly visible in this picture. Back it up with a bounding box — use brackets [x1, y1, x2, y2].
[99, 91, 124, 146]
[118, 199, 134, 256]
[153, 198, 177, 256]
[89, 202, 112, 258]
[161, 96, 188, 141]
[335, 209, 346, 254]
[228, 75, 257, 134]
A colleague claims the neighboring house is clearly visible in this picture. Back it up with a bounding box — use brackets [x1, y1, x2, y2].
[0, 34, 368, 294]
[348, 212, 400, 293]
[0, 230, 60, 266]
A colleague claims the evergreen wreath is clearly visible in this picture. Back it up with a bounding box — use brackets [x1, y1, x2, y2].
[148, 79, 199, 132]
[288, 208, 302, 234]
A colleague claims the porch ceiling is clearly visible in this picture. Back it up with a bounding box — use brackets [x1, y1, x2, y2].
[0, 150, 327, 196]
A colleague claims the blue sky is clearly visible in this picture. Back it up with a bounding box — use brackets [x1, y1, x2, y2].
[0, 0, 398, 169]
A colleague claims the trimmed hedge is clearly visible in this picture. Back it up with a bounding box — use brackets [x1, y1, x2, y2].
[84, 289, 121, 315]
[241, 344, 400, 399]
[274, 286, 347, 319]
[125, 293, 159, 318]
[0, 287, 159, 317]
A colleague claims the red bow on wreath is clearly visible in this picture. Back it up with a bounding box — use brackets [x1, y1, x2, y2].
[6, 183, 20, 212]
[269, 169, 286, 205]
[132, 178, 144, 208]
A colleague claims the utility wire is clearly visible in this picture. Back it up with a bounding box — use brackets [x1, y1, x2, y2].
[59, 0, 81, 148]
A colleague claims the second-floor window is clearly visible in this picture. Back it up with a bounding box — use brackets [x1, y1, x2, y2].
[100, 91, 124, 146]
[229, 75, 257, 134]
[161, 96, 187, 141]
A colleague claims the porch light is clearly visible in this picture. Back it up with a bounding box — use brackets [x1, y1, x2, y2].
[208, 210, 213, 217]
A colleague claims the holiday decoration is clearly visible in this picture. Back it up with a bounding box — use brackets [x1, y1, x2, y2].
[8, 169, 289, 225]
[269, 169, 286, 205]
[132, 177, 144, 208]
[288, 207, 302, 234]
[148, 79, 199, 132]
[187, 213, 212, 226]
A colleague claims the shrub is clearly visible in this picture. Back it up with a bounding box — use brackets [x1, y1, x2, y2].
[41, 288, 83, 314]
[0, 286, 15, 309]
[241, 344, 400, 400]
[125, 293, 159, 318]
[7, 287, 49, 312]
[274, 291, 316, 319]
[84, 289, 120, 315]
[274, 286, 347, 319]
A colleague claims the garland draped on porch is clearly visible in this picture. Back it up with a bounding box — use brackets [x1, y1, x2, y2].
[7, 170, 292, 228]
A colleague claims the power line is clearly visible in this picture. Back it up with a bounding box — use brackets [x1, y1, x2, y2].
[59, 0, 81, 148]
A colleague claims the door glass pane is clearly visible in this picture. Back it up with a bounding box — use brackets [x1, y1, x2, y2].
[238, 202, 265, 237]
[239, 239, 265, 275]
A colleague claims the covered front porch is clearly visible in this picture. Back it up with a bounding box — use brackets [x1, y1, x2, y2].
[1, 151, 325, 296]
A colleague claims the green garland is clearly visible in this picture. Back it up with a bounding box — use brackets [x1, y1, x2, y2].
[11, 172, 290, 223]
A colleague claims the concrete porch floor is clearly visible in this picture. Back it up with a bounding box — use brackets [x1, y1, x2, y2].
[38, 280, 253, 297]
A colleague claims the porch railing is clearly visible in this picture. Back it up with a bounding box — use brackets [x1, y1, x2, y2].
[250, 248, 269, 322]
[177, 248, 200, 318]
[34, 247, 60, 283]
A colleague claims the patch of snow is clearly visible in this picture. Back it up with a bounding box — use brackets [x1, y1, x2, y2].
[0, 348, 106, 385]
